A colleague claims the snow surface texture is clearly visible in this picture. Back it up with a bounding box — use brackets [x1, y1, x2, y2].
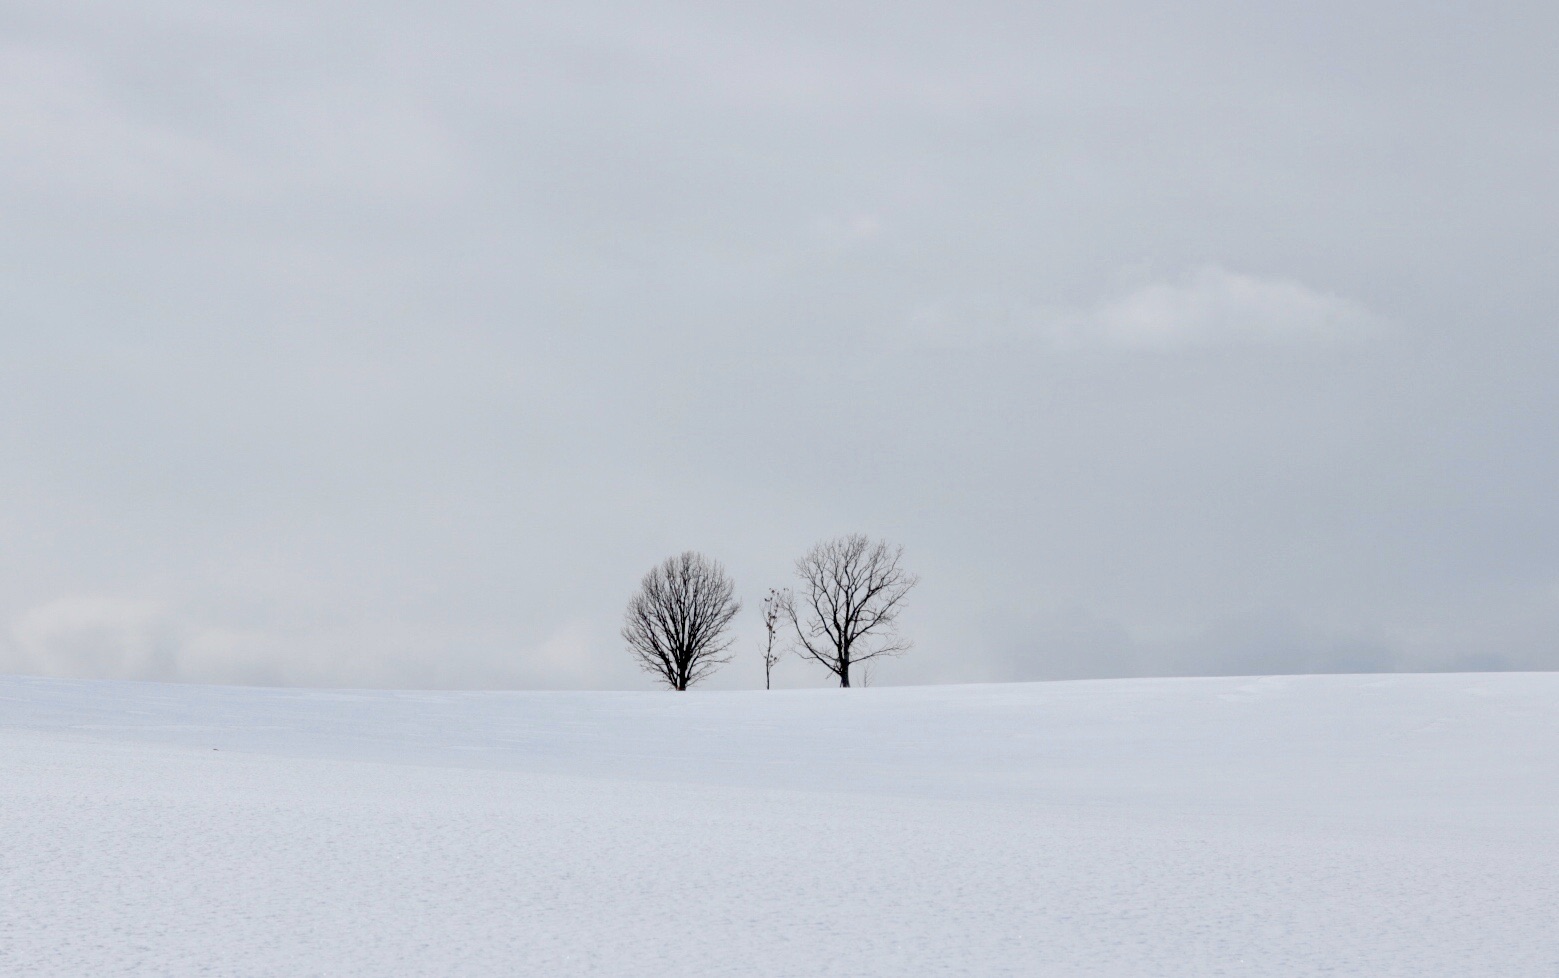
[1, 673, 1555, 977]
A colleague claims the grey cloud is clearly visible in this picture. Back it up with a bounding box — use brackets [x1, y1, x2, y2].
[2, 0, 1557, 688]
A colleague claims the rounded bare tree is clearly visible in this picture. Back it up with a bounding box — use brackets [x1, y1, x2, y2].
[622, 551, 742, 690]
[786, 534, 918, 687]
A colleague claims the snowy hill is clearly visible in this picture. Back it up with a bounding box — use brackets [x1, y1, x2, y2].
[2, 672, 1554, 976]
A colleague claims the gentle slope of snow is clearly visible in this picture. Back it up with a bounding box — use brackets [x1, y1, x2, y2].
[2, 672, 1555, 976]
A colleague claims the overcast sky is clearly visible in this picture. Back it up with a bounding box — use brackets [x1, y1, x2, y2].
[2, 0, 1557, 689]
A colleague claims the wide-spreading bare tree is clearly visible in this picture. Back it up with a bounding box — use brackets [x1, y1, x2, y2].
[622, 551, 741, 690]
[759, 587, 789, 690]
[786, 534, 918, 687]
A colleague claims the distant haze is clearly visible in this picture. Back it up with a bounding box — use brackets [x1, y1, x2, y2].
[3, 0, 1557, 688]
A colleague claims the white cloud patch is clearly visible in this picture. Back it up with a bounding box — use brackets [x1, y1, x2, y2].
[6, 597, 183, 681]
[509, 620, 609, 688]
[911, 266, 1386, 351]
[0, 598, 312, 687]
[0, 597, 625, 690]
[1049, 266, 1385, 350]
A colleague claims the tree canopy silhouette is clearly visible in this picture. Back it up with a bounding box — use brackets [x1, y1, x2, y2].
[622, 551, 741, 690]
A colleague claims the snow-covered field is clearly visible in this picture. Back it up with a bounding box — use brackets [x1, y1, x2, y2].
[1, 672, 1554, 977]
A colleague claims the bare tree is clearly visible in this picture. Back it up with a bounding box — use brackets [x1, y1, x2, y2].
[622, 551, 741, 690]
[759, 587, 789, 690]
[785, 534, 918, 687]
